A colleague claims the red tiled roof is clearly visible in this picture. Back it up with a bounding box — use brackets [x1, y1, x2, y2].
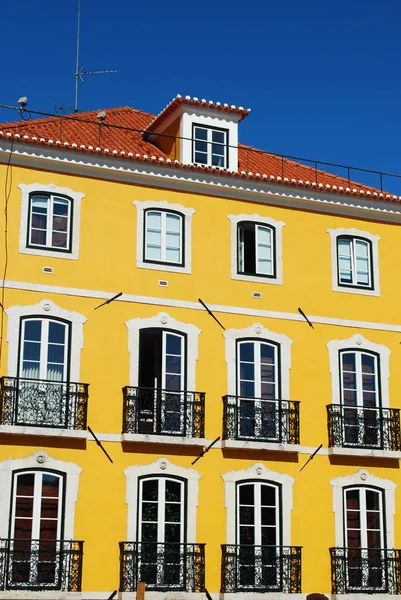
[0, 105, 399, 204]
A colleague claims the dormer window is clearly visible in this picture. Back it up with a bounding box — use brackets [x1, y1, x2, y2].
[193, 125, 227, 168]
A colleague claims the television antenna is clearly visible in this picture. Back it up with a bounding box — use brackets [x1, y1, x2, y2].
[74, 0, 118, 113]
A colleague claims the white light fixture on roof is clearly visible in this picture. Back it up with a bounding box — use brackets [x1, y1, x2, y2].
[17, 96, 28, 107]
[97, 111, 106, 120]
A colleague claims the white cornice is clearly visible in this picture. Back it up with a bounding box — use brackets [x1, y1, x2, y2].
[1, 141, 401, 223]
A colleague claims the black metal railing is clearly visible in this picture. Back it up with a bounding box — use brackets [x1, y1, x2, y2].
[330, 547, 401, 594]
[327, 405, 401, 451]
[221, 545, 302, 593]
[119, 542, 205, 592]
[222, 396, 300, 444]
[122, 386, 205, 438]
[0, 377, 89, 430]
[0, 539, 83, 591]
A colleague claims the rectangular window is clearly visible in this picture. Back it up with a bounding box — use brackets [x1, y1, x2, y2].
[144, 210, 183, 266]
[193, 125, 227, 168]
[238, 222, 275, 277]
[28, 194, 72, 252]
[337, 237, 372, 288]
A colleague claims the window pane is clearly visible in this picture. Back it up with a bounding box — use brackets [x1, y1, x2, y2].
[212, 130, 225, 144]
[195, 140, 208, 153]
[146, 211, 162, 229]
[48, 322, 65, 344]
[142, 480, 158, 501]
[195, 152, 208, 164]
[239, 484, 254, 505]
[146, 246, 161, 261]
[194, 127, 208, 141]
[240, 342, 254, 363]
[166, 214, 181, 233]
[53, 198, 69, 216]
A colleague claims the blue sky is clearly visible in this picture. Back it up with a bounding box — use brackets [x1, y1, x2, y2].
[2, 0, 401, 191]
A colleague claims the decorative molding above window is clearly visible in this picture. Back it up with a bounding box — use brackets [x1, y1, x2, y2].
[327, 227, 380, 296]
[123, 457, 201, 542]
[222, 463, 294, 545]
[18, 183, 84, 260]
[134, 200, 195, 274]
[228, 214, 284, 285]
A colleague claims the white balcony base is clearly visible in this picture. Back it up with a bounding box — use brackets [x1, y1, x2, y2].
[0, 424, 88, 440]
[329, 446, 401, 459]
[0, 592, 81, 600]
[121, 433, 211, 447]
[221, 439, 300, 453]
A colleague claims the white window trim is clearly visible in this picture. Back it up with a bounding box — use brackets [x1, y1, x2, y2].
[0, 451, 82, 540]
[224, 323, 292, 398]
[327, 227, 380, 296]
[125, 312, 200, 390]
[124, 457, 201, 542]
[134, 200, 195, 274]
[18, 183, 84, 260]
[327, 334, 390, 409]
[180, 106, 241, 172]
[5, 299, 86, 381]
[222, 463, 294, 545]
[228, 214, 285, 285]
[330, 469, 396, 548]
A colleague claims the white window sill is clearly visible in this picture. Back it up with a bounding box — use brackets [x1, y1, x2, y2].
[333, 283, 380, 297]
[329, 447, 401, 459]
[136, 260, 191, 275]
[221, 439, 300, 453]
[121, 433, 210, 447]
[332, 594, 400, 600]
[0, 592, 82, 600]
[121, 593, 209, 600]
[0, 424, 88, 440]
[19, 247, 78, 260]
[231, 273, 282, 285]
[216, 594, 305, 600]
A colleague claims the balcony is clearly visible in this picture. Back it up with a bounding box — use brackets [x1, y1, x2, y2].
[0, 539, 83, 591]
[221, 545, 302, 593]
[0, 377, 89, 438]
[330, 547, 401, 594]
[122, 387, 205, 446]
[327, 404, 401, 457]
[119, 542, 205, 592]
[222, 395, 300, 452]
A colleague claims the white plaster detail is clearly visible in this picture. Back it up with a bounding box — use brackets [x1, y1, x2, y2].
[224, 323, 292, 398]
[125, 312, 200, 389]
[134, 200, 195, 274]
[228, 214, 285, 285]
[124, 457, 201, 541]
[0, 424, 89, 439]
[327, 227, 381, 296]
[18, 183, 84, 260]
[121, 433, 208, 447]
[330, 470, 396, 547]
[327, 334, 390, 408]
[0, 452, 82, 539]
[180, 106, 241, 171]
[222, 463, 294, 545]
[43, 303, 51, 312]
[5, 299, 86, 381]
[36, 453, 47, 464]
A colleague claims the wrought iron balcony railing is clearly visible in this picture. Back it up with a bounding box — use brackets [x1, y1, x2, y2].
[221, 545, 302, 593]
[122, 386, 205, 438]
[0, 539, 83, 591]
[119, 542, 205, 592]
[327, 404, 401, 451]
[330, 547, 401, 594]
[222, 396, 300, 444]
[0, 377, 89, 430]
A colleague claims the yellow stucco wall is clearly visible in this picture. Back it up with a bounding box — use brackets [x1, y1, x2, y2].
[0, 163, 401, 595]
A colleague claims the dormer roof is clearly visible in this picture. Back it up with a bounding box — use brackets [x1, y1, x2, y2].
[144, 94, 251, 136]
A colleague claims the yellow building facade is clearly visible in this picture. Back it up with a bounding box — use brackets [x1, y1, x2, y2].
[1, 95, 401, 600]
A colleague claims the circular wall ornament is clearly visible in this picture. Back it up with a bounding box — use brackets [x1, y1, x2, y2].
[36, 453, 47, 464]
[360, 472, 367, 481]
[160, 315, 168, 325]
[159, 461, 167, 470]
[356, 337, 362, 346]
[256, 467, 262, 475]
[255, 325, 262, 335]
[43, 303, 51, 312]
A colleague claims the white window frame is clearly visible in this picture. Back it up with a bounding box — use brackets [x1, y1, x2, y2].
[0, 451, 81, 541]
[330, 470, 395, 548]
[126, 312, 200, 391]
[124, 457, 200, 542]
[327, 334, 390, 410]
[222, 463, 294, 546]
[28, 194, 72, 252]
[225, 323, 292, 399]
[340, 350, 379, 408]
[327, 228, 380, 296]
[138, 476, 185, 544]
[192, 124, 228, 169]
[5, 299, 86, 381]
[134, 200, 195, 274]
[18, 183, 84, 260]
[144, 209, 184, 266]
[19, 318, 69, 381]
[228, 214, 285, 285]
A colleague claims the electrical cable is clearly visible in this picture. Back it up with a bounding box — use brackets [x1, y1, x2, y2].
[0, 136, 14, 370]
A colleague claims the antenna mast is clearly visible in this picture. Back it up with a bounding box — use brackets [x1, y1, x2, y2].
[74, 0, 118, 113]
